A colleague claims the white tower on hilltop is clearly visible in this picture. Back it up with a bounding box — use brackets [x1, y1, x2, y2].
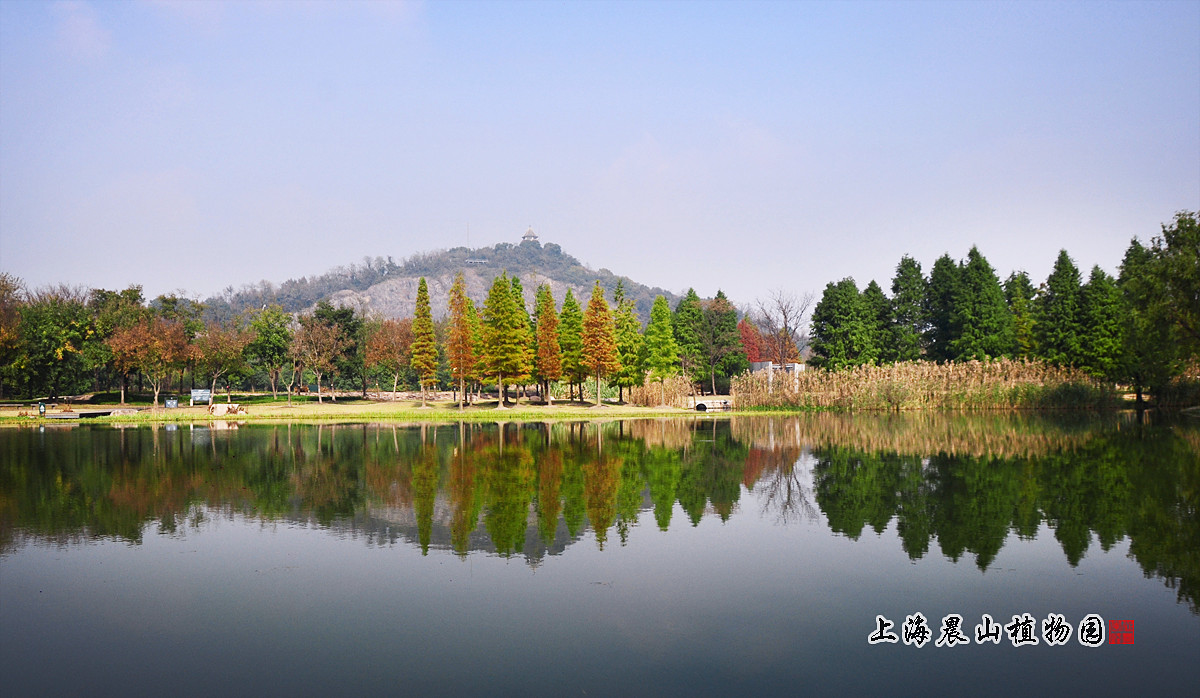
[522, 226, 538, 243]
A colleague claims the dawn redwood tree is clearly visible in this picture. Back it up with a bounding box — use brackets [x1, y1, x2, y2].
[532, 283, 562, 405]
[610, 281, 645, 402]
[558, 288, 584, 401]
[510, 275, 534, 399]
[446, 272, 476, 409]
[924, 254, 961, 362]
[948, 246, 1014, 360]
[482, 273, 531, 408]
[195, 320, 255, 402]
[861, 281, 891, 363]
[581, 281, 621, 407]
[410, 277, 439, 407]
[889, 255, 926, 362]
[642, 296, 681, 405]
[672, 289, 704, 382]
[1078, 266, 1125, 380]
[1034, 250, 1083, 366]
[248, 305, 293, 399]
[1004, 271, 1037, 359]
[810, 278, 876, 370]
[367, 317, 414, 397]
[738, 317, 765, 363]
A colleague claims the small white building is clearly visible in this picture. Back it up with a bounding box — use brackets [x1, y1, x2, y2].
[522, 226, 539, 243]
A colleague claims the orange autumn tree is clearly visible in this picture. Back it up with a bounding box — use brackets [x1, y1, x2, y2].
[107, 316, 193, 407]
[366, 317, 414, 397]
[581, 281, 621, 407]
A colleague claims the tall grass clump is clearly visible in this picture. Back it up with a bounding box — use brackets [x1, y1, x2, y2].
[627, 375, 696, 409]
[730, 358, 1121, 411]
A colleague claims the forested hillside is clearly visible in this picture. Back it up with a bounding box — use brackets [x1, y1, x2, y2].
[202, 240, 678, 324]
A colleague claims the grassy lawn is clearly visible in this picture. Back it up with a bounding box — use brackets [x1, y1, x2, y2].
[0, 393, 702, 424]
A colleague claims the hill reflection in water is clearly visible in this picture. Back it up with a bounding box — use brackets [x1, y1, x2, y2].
[2, 413, 1196, 611]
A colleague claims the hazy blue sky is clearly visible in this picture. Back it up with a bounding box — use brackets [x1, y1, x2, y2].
[2, 0, 1197, 308]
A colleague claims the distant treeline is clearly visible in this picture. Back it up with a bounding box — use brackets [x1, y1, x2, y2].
[805, 211, 1199, 403]
[1, 211, 1195, 408]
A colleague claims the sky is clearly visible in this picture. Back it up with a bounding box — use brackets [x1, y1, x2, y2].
[1, 0, 1197, 309]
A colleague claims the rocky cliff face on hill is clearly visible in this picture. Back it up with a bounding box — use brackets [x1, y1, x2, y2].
[205, 237, 679, 323]
[325, 268, 602, 320]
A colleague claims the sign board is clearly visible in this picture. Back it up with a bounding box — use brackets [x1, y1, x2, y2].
[165, 398, 179, 409]
[190, 389, 212, 406]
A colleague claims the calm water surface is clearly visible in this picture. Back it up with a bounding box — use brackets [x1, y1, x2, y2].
[1, 414, 1197, 696]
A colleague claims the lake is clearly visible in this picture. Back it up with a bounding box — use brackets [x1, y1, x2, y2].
[1, 413, 1197, 696]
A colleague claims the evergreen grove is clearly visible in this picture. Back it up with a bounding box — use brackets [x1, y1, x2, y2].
[1, 211, 1196, 407]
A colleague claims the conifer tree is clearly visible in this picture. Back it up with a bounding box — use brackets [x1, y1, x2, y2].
[533, 283, 562, 404]
[467, 296, 484, 402]
[410, 277, 438, 407]
[695, 290, 745, 394]
[948, 246, 1014, 360]
[446, 272, 476, 410]
[611, 281, 645, 402]
[581, 281, 621, 407]
[924, 254, 961, 362]
[1004, 271, 1037, 359]
[1078, 266, 1125, 380]
[810, 278, 875, 369]
[482, 273, 531, 407]
[558, 288, 584, 401]
[673, 289, 704, 382]
[1034, 250, 1083, 366]
[1117, 239, 1175, 404]
[861, 280, 891, 363]
[510, 275, 533, 401]
[642, 295, 680, 406]
[890, 255, 926, 361]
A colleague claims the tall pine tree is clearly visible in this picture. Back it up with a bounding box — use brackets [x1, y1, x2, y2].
[410, 277, 438, 407]
[1004, 271, 1037, 359]
[1034, 250, 1083, 366]
[948, 246, 1014, 360]
[673, 289, 704, 383]
[890, 256, 926, 362]
[861, 280, 891, 363]
[482, 273, 531, 408]
[446, 272, 475, 409]
[611, 281, 645, 402]
[581, 281, 621, 407]
[558, 288, 585, 401]
[533, 283, 562, 404]
[810, 278, 875, 370]
[1079, 265, 1125, 380]
[642, 295, 680, 406]
[924, 254, 961, 362]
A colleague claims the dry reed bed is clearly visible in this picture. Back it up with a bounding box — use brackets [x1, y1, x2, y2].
[627, 376, 696, 409]
[730, 359, 1118, 411]
[728, 412, 1110, 460]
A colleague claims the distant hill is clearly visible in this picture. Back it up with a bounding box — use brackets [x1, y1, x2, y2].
[203, 238, 680, 324]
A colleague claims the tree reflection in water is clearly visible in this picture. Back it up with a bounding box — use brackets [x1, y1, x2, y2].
[1, 412, 1196, 611]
